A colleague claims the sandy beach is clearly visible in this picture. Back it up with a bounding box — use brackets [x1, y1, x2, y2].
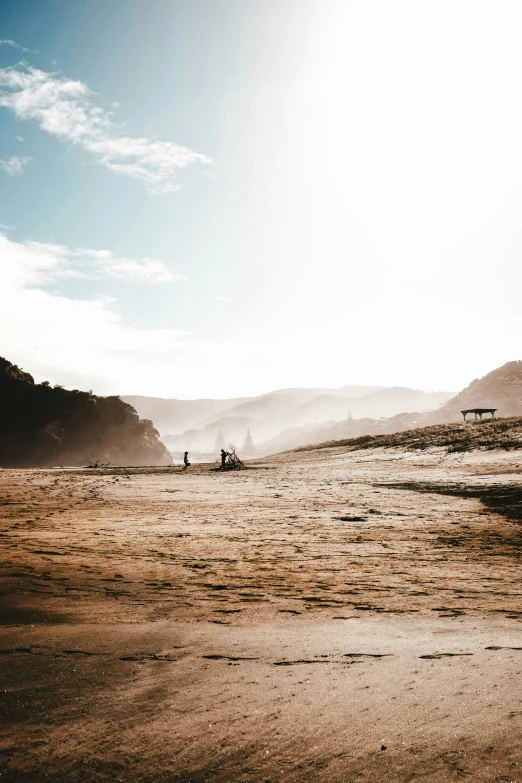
[1, 446, 522, 782]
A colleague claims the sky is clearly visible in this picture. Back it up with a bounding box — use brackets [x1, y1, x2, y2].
[0, 0, 521, 399]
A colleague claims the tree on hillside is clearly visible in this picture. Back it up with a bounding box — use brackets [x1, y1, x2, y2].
[0, 356, 172, 468]
[215, 429, 226, 450]
[242, 428, 255, 456]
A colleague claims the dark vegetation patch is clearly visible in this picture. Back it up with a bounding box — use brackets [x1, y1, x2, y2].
[202, 655, 259, 661]
[0, 356, 171, 467]
[343, 653, 392, 658]
[273, 659, 331, 666]
[419, 653, 473, 659]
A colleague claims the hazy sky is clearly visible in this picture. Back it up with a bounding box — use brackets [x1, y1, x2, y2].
[1, 0, 521, 398]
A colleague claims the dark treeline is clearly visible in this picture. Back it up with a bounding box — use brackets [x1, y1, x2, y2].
[0, 357, 172, 467]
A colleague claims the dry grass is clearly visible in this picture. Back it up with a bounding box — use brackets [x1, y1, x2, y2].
[296, 416, 522, 454]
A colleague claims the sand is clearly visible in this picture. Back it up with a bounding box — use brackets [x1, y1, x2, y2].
[1, 446, 521, 782]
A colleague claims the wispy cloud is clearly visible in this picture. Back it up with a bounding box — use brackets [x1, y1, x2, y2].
[0, 39, 38, 54]
[0, 155, 31, 176]
[0, 223, 14, 230]
[0, 64, 210, 193]
[0, 232, 190, 393]
[0, 234, 185, 284]
[71, 247, 187, 283]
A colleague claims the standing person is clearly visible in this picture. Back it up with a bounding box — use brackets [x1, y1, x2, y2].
[183, 451, 190, 470]
[220, 448, 229, 471]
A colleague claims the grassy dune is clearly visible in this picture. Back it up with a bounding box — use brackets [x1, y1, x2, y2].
[297, 415, 522, 453]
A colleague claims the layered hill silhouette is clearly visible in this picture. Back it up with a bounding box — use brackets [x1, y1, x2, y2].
[122, 385, 384, 436]
[123, 385, 454, 453]
[0, 357, 171, 467]
[267, 361, 522, 453]
[2, 356, 519, 464]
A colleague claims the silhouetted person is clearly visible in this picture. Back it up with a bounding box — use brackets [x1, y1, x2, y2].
[183, 451, 190, 470]
[221, 448, 229, 470]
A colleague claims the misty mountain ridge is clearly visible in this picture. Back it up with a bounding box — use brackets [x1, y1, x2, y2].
[122, 383, 386, 434]
[123, 384, 454, 454]
[1, 357, 518, 464]
[267, 361, 522, 454]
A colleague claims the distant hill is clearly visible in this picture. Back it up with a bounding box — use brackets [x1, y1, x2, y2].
[261, 362, 522, 455]
[0, 357, 171, 467]
[121, 395, 252, 435]
[343, 386, 454, 419]
[162, 416, 254, 452]
[258, 412, 422, 454]
[122, 385, 385, 436]
[123, 384, 453, 454]
[295, 394, 355, 423]
[197, 385, 387, 427]
[424, 361, 522, 423]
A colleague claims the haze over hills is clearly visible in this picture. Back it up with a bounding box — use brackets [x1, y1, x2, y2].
[266, 360, 522, 454]
[123, 385, 454, 454]
[5, 356, 517, 465]
[118, 395, 254, 437]
[122, 384, 384, 433]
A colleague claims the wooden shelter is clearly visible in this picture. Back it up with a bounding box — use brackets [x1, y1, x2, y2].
[461, 408, 496, 421]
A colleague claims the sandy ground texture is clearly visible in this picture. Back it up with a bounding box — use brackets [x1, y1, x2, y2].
[1, 446, 522, 782]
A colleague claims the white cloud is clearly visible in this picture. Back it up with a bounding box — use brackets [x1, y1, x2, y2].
[0, 155, 31, 176]
[16, 135, 24, 141]
[0, 63, 210, 193]
[0, 234, 184, 284]
[0, 232, 263, 398]
[72, 248, 187, 282]
[208, 296, 235, 302]
[0, 232, 190, 393]
[0, 39, 38, 54]
[0, 223, 13, 230]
